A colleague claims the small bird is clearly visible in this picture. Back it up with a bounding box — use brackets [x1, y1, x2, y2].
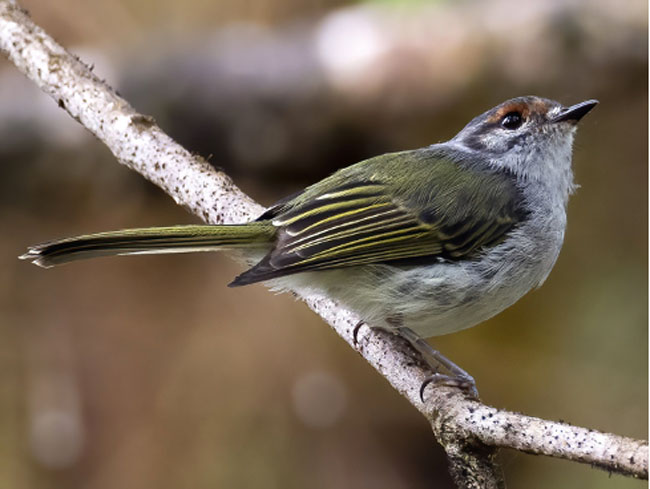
[21, 96, 597, 398]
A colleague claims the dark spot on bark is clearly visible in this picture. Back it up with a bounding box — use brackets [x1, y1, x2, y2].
[130, 114, 156, 131]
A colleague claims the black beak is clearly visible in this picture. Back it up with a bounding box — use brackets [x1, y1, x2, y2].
[552, 99, 599, 124]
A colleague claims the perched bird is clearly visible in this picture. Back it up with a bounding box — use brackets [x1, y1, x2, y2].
[21, 96, 598, 398]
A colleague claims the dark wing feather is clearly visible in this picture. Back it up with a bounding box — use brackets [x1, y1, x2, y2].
[230, 152, 527, 286]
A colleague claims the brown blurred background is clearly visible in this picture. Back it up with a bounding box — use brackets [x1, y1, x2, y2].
[1, 0, 647, 488]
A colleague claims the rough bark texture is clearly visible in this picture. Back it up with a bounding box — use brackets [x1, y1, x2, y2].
[1, 1, 647, 486]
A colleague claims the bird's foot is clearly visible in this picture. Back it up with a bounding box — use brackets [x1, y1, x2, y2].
[419, 372, 479, 402]
[397, 327, 479, 401]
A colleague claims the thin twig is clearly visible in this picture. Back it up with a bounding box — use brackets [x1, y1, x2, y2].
[1, 1, 646, 485]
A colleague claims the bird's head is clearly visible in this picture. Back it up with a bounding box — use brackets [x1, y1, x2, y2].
[452, 96, 598, 184]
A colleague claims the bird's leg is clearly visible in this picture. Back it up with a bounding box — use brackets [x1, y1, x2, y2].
[398, 327, 479, 401]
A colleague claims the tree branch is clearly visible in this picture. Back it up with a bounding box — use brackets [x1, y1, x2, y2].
[1, 1, 646, 485]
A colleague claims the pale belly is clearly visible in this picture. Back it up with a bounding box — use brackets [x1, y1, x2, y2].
[267, 223, 565, 338]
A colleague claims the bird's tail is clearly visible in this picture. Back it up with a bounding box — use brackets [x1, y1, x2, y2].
[20, 223, 275, 268]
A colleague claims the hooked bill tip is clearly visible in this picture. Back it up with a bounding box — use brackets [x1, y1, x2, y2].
[553, 99, 599, 123]
[19, 248, 52, 268]
[19, 249, 37, 261]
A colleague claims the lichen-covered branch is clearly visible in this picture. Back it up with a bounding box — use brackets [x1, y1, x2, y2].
[427, 390, 647, 480]
[1, 1, 646, 485]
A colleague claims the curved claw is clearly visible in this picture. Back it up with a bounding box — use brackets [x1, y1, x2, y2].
[352, 320, 366, 346]
[419, 373, 479, 402]
[419, 376, 435, 402]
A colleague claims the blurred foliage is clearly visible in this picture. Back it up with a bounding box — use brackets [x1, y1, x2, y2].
[0, 0, 647, 488]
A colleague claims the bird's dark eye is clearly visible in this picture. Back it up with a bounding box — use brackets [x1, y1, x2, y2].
[501, 111, 523, 130]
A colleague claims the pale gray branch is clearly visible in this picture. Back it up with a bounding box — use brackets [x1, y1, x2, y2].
[1, 1, 646, 486]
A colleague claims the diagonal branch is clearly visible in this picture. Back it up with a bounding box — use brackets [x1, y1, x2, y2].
[1, 1, 646, 486]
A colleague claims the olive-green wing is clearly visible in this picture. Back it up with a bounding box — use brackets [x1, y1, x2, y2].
[230, 158, 526, 286]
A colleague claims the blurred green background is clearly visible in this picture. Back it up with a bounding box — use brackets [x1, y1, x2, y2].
[1, 0, 647, 488]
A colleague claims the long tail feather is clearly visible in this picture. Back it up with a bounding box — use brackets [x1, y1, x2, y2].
[20, 223, 275, 268]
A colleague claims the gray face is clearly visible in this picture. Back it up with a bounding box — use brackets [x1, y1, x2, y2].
[451, 96, 597, 182]
[453, 96, 567, 155]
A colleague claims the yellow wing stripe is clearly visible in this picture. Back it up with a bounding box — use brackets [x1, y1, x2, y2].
[315, 184, 385, 200]
[286, 211, 410, 251]
[294, 226, 430, 265]
[272, 198, 388, 227]
[294, 244, 439, 269]
[284, 202, 394, 237]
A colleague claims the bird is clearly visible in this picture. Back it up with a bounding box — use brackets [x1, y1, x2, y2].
[20, 96, 598, 398]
